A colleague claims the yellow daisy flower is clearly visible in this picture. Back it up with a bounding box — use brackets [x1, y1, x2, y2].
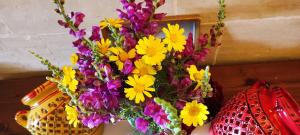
[65, 105, 80, 127]
[124, 75, 155, 104]
[109, 47, 136, 70]
[132, 59, 157, 76]
[136, 35, 167, 66]
[162, 24, 187, 52]
[62, 66, 78, 92]
[70, 53, 78, 65]
[63, 65, 76, 78]
[180, 100, 209, 127]
[187, 65, 210, 90]
[97, 38, 111, 56]
[100, 18, 124, 29]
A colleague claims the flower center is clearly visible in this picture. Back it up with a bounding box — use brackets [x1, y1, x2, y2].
[146, 47, 157, 57]
[139, 66, 148, 76]
[100, 47, 108, 54]
[134, 83, 145, 93]
[194, 72, 203, 81]
[188, 106, 200, 116]
[119, 52, 129, 62]
[170, 34, 178, 42]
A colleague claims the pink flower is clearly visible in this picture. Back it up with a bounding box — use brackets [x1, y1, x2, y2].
[199, 33, 208, 46]
[143, 101, 170, 127]
[122, 60, 134, 75]
[71, 12, 85, 27]
[153, 110, 170, 128]
[107, 78, 121, 90]
[135, 118, 149, 133]
[89, 26, 101, 41]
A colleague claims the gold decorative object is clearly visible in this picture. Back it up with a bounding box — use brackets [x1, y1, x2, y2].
[15, 81, 103, 135]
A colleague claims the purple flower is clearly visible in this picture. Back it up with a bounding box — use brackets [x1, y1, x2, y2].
[77, 45, 92, 56]
[153, 110, 170, 128]
[144, 101, 170, 127]
[117, 0, 165, 36]
[144, 101, 162, 117]
[153, 13, 166, 20]
[72, 39, 82, 47]
[175, 100, 186, 110]
[69, 29, 86, 39]
[89, 26, 101, 41]
[156, 0, 165, 7]
[122, 60, 133, 75]
[199, 33, 208, 46]
[135, 118, 149, 133]
[102, 64, 113, 79]
[70, 12, 85, 27]
[192, 48, 209, 62]
[107, 78, 121, 90]
[79, 89, 103, 110]
[57, 20, 68, 28]
[180, 77, 192, 89]
[180, 33, 195, 57]
[81, 113, 109, 128]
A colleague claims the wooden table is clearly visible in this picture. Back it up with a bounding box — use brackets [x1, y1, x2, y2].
[1, 60, 299, 135]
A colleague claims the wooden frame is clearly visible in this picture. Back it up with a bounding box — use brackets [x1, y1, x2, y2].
[154, 14, 201, 37]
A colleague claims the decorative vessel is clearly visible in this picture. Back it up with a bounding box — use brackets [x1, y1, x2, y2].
[210, 81, 300, 135]
[15, 81, 103, 135]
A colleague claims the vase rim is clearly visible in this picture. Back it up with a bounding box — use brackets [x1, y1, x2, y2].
[21, 81, 57, 107]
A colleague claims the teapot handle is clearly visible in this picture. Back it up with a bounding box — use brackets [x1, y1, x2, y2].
[271, 87, 300, 135]
[15, 110, 29, 128]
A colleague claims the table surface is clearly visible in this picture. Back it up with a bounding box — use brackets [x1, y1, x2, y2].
[1, 60, 299, 135]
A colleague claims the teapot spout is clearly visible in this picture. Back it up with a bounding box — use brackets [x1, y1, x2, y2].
[15, 110, 29, 128]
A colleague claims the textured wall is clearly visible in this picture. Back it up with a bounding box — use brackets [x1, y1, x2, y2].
[0, 0, 300, 79]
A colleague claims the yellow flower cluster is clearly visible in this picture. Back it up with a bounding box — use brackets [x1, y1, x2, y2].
[65, 105, 79, 127]
[121, 24, 187, 104]
[95, 22, 188, 104]
[62, 66, 78, 92]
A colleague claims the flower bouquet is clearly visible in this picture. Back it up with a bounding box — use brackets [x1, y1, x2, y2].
[32, 0, 225, 134]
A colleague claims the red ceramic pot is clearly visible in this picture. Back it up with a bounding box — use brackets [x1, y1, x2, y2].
[210, 81, 300, 135]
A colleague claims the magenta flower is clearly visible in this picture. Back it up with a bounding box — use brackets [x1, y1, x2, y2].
[81, 113, 109, 128]
[102, 64, 113, 79]
[117, 0, 165, 36]
[122, 60, 133, 75]
[144, 101, 162, 117]
[144, 101, 170, 127]
[175, 100, 186, 110]
[89, 26, 101, 41]
[57, 20, 68, 28]
[107, 78, 121, 90]
[192, 48, 209, 62]
[69, 29, 86, 39]
[79, 89, 104, 110]
[135, 117, 149, 133]
[153, 110, 170, 128]
[70, 12, 85, 27]
[199, 33, 208, 46]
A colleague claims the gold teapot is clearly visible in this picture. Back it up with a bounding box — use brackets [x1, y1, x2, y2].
[15, 81, 103, 134]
